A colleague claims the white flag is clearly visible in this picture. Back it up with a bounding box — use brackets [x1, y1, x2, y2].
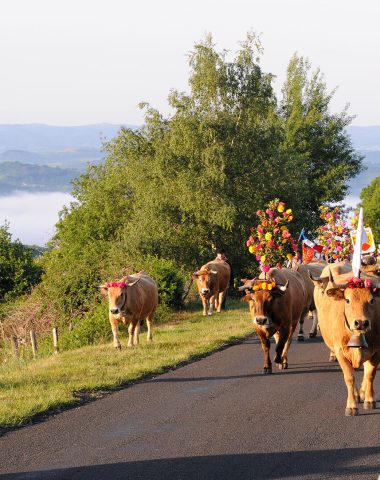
[352, 208, 364, 278]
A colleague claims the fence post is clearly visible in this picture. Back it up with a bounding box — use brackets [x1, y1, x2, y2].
[10, 336, 19, 358]
[52, 327, 59, 354]
[30, 330, 38, 358]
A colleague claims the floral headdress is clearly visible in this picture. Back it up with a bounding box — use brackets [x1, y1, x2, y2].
[105, 281, 127, 288]
[316, 205, 352, 261]
[246, 199, 297, 273]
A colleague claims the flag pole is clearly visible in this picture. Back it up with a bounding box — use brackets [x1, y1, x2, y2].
[352, 208, 364, 278]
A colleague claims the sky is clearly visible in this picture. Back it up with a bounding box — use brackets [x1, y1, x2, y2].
[0, 0, 379, 127]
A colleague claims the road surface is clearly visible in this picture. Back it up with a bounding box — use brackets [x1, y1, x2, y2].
[1, 324, 379, 479]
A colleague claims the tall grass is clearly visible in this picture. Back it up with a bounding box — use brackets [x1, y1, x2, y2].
[0, 300, 253, 428]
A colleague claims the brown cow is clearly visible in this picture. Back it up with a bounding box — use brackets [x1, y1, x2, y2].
[99, 272, 158, 348]
[240, 268, 308, 373]
[192, 261, 231, 316]
[311, 268, 380, 415]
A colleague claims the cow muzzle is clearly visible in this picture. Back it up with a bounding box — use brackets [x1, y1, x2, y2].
[110, 308, 119, 315]
[201, 288, 210, 296]
[347, 319, 370, 348]
[255, 316, 271, 328]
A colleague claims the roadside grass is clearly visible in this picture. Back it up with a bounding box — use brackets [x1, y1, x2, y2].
[0, 300, 253, 429]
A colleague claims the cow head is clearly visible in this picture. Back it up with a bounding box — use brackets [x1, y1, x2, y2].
[192, 268, 218, 298]
[98, 276, 141, 318]
[240, 279, 288, 329]
[325, 270, 380, 338]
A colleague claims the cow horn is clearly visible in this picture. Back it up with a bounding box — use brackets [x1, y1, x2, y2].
[277, 280, 289, 292]
[328, 268, 347, 289]
[238, 277, 257, 292]
[125, 277, 141, 287]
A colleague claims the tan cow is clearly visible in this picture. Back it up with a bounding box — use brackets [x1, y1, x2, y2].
[99, 272, 158, 348]
[311, 268, 380, 416]
[192, 261, 231, 316]
[240, 268, 309, 373]
[296, 260, 327, 340]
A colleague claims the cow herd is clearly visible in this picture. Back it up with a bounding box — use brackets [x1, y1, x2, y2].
[99, 256, 380, 416]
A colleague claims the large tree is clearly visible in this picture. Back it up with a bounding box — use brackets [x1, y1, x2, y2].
[41, 34, 363, 317]
[279, 54, 363, 232]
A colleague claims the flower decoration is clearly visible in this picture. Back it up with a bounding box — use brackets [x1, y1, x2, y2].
[346, 277, 372, 289]
[252, 280, 277, 291]
[246, 199, 297, 274]
[316, 206, 352, 261]
[105, 281, 127, 288]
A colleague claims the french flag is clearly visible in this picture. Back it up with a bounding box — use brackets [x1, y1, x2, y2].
[298, 228, 323, 253]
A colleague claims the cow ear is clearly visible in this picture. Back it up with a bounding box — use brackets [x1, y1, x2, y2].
[192, 272, 199, 279]
[97, 286, 108, 297]
[326, 287, 345, 300]
[309, 271, 329, 291]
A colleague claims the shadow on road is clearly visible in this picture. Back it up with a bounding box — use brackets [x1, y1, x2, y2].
[147, 365, 341, 383]
[2, 446, 380, 479]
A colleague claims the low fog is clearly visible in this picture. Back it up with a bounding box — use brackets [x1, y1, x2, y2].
[0, 192, 73, 246]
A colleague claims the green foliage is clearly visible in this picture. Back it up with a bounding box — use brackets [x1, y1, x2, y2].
[360, 176, 380, 241]
[59, 303, 112, 350]
[279, 54, 363, 231]
[135, 256, 185, 309]
[0, 223, 42, 300]
[38, 32, 362, 324]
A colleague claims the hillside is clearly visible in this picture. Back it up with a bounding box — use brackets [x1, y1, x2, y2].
[0, 161, 77, 194]
[0, 124, 378, 197]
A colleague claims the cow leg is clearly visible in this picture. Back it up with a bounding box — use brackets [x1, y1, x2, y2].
[201, 296, 208, 316]
[309, 309, 318, 338]
[335, 349, 359, 416]
[127, 322, 135, 348]
[208, 296, 215, 315]
[109, 315, 121, 349]
[216, 291, 226, 313]
[297, 314, 305, 342]
[280, 325, 296, 370]
[274, 328, 289, 368]
[146, 312, 154, 343]
[257, 330, 272, 374]
[360, 355, 379, 409]
[133, 321, 140, 346]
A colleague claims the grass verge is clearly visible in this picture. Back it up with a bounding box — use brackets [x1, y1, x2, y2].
[0, 300, 252, 430]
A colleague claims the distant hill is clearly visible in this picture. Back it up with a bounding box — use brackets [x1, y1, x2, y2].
[0, 161, 77, 195]
[0, 123, 129, 151]
[0, 123, 378, 197]
[0, 148, 104, 171]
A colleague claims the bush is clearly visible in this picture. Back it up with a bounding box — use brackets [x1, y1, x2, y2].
[59, 302, 112, 350]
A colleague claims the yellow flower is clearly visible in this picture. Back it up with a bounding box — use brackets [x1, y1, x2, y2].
[267, 283, 273, 291]
[282, 239, 287, 244]
[280, 226, 287, 230]
[287, 253, 293, 260]
[265, 232, 272, 241]
[260, 255, 266, 262]
[248, 245, 256, 254]
[277, 205, 285, 213]
[286, 209, 292, 214]
[261, 282, 267, 290]
[253, 285, 260, 291]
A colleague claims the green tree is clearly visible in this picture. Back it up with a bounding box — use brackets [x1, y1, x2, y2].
[360, 176, 380, 241]
[280, 54, 363, 232]
[40, 34, 363, 320]
[0, 223, 42, 300]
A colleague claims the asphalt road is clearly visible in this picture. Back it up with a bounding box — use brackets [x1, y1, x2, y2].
[1, 320, 380, 480]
